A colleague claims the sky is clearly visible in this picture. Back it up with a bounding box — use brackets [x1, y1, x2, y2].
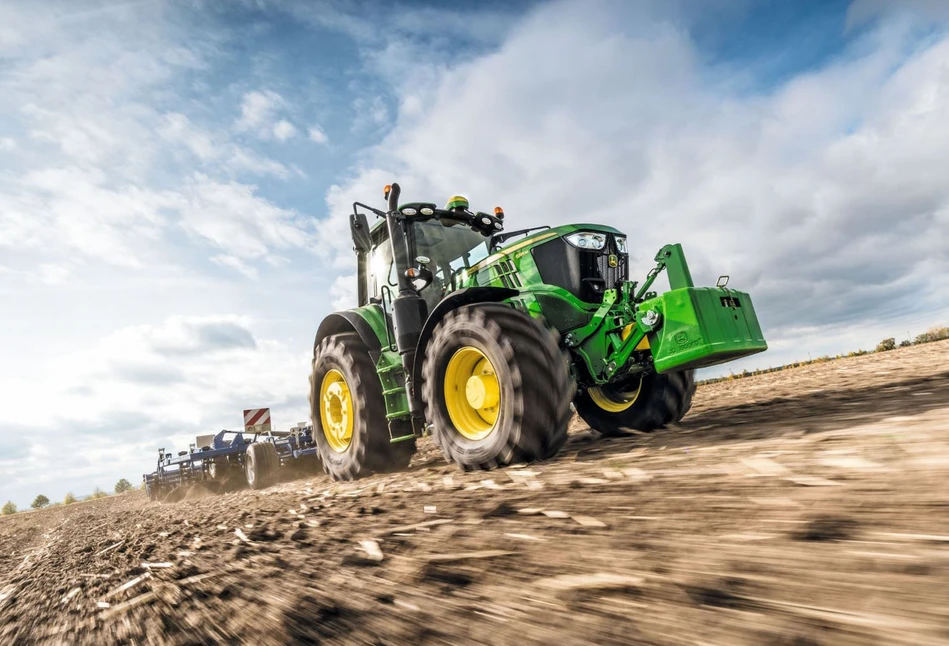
[1, 0, 948, 507]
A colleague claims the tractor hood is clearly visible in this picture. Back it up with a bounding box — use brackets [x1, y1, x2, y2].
[470, 223, 623, 274]
[462, 223, 628, 305]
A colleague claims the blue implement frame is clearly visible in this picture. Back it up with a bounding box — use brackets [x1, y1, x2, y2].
[143, 427, 319, 500]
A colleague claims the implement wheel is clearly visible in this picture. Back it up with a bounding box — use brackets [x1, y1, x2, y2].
[422, 304, 574, 470]
[575, 370, 695, 435]
[245, 441, 280, 490]
[310, 333, 397, 481]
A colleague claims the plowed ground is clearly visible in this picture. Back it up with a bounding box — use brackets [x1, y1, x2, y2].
[2, 340, 949, 645]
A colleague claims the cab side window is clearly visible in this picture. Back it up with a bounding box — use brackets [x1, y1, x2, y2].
[369, 232, 396, 315]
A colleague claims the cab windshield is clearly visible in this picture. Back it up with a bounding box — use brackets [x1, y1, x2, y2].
[413, 219, 491, 274]
[368, 218, 493, 314]
[413, 219, 491, 309]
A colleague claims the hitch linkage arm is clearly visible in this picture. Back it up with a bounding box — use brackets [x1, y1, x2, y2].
[599, 244, 694, 382]
[634, 243, 694, 302]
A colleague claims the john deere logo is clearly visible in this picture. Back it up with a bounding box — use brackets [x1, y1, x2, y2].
[674, 332, 689, 346]
[608, 254, 618, 268]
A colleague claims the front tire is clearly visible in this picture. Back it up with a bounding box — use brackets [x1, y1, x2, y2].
[422, 304, 574, 470]
[575, 369, 695, 435]
[309, 333, 393, 481]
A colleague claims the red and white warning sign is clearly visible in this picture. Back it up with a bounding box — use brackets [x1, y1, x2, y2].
[243, 408, 272, 434]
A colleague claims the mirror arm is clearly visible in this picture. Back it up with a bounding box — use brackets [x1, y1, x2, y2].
[353, 201, 386, 219]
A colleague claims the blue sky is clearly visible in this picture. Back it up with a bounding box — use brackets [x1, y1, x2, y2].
[1, 0, 948, 507]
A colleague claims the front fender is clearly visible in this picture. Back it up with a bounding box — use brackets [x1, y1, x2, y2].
[410, 287, 518, 388]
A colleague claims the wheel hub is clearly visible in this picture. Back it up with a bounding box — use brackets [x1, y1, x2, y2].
[588, 375, 644, 413]
[444, 347, 501, 440]
[320, 369, 354, 452]
[465, 373, 499, 410]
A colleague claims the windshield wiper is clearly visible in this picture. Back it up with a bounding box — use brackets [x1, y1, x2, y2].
[490, 226, 550, 252]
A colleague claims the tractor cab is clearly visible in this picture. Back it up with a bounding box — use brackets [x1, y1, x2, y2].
[351, 193, 502, 316]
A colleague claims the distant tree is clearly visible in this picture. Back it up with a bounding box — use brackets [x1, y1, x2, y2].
[31, 495, 50, 510]
[63, 492, 77, 505]
[1, 501, 16, 515]
[899, 339, 912, 348]
[876, 338, 896, 352]
[91, 487, 109, 500]
[919, 326, 949, 344]
[114, 479, 133, 494]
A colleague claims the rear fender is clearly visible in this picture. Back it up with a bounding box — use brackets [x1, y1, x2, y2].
[314, 306, 388, 363]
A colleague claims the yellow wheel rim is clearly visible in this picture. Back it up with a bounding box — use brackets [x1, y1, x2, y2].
[444, 347, 501, 440]
[588, 375, 643, 413]
[320, 369, 354, 452]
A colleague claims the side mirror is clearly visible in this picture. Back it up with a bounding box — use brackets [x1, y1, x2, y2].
[350, 212, 372, 253]
[716, 275, 730, 288]
[404, 265, 434, 292]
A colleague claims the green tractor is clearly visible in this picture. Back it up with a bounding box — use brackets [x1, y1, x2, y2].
[309, 183, 767, 480]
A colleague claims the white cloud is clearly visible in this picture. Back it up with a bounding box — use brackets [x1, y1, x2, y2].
[0, 260, 73, 286]
[273, 119, 297, 141]
[212, 254, 260, 280]
[177, 173, 319, 262]
[158, 112, 219, 161]
[226, 147, 294, 178]
[235, 90, 302, 143]
[0, 137, 14, 150]
[35, 263, 73, 285]
[0, 166, 177, 267]
[308, 125, 329, 144]
[236, 89, 286, 132]
[330, 273, 358, 310]
[159, 112, 293, 178]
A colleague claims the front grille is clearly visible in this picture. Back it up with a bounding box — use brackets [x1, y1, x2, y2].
[595, 251, 627, 291]
[531, 234, 628, 303]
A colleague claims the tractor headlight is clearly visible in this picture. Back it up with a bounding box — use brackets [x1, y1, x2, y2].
[614, 236, 628, 254]
[565, 232, 607, 250]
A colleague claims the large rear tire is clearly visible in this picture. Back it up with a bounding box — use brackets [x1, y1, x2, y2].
[309, 333, 394, 481]
[422, 304, 574, 470]
[575, 369, 695, 435]
[245, 441, 280, 490]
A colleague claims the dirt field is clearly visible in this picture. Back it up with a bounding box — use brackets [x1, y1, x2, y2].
[2, 340, 948, 645]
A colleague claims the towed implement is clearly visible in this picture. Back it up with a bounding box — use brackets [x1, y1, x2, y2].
[310, 183, 768, 480]
[143, 422, 318, 500]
